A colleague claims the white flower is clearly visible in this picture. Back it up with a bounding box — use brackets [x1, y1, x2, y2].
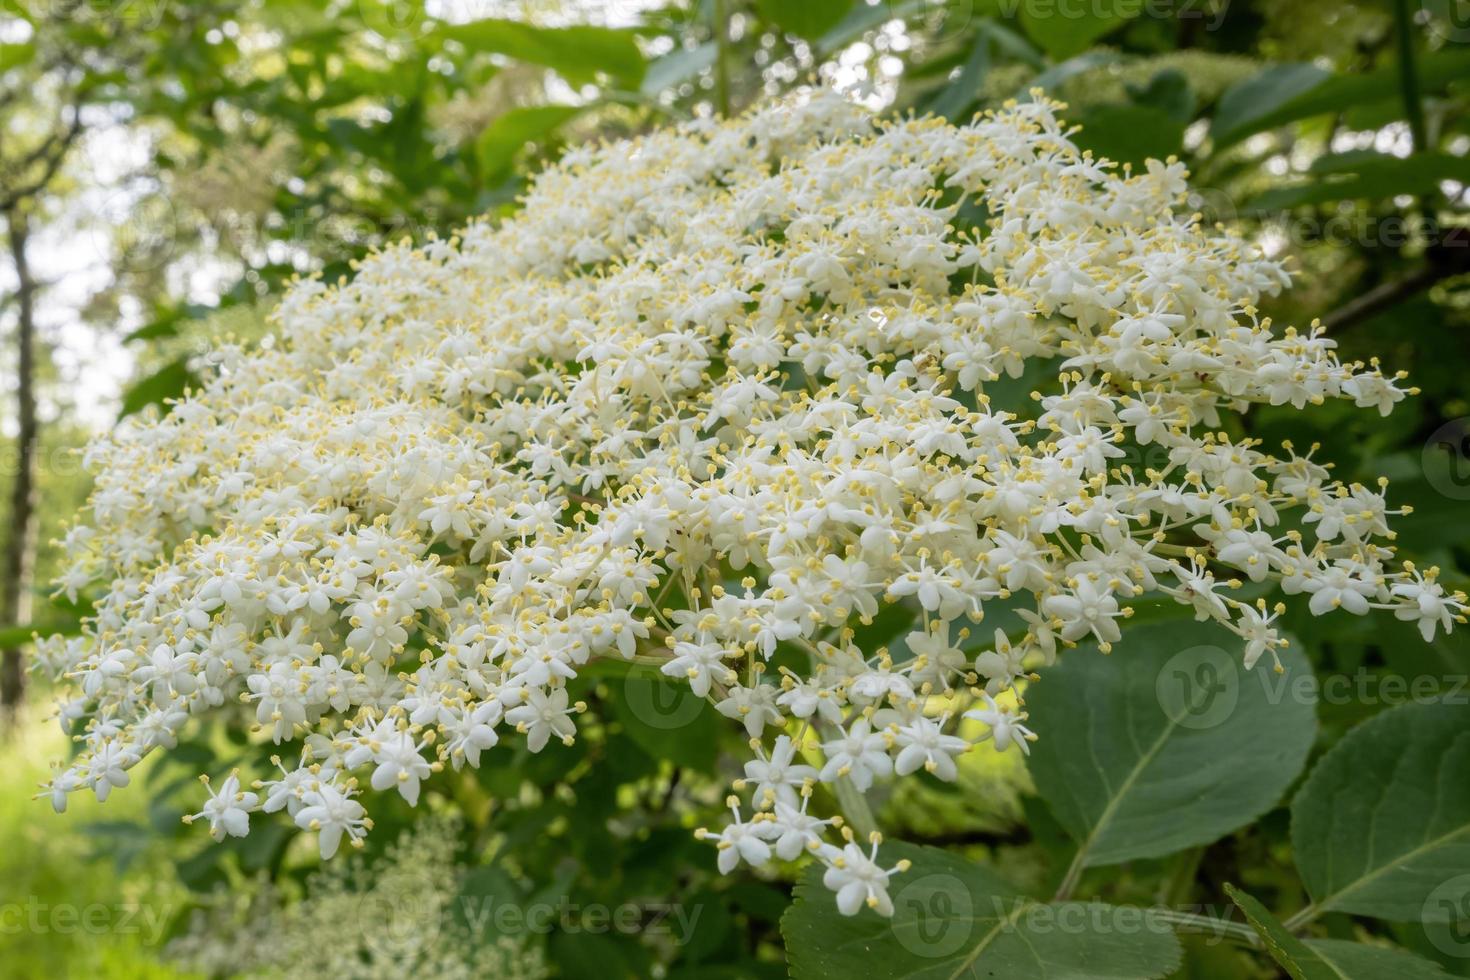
[820, 838, 909, 916]
[742, 734, 819, 808]
[1392, 570, 1464, 642]
[506, 687, 580, 752]
[965, 693, 1036, 756]
[818, 718, 892, 791]
[294, 780, 369, 858]
[893, 715, 970, 780]
[368, 730, 433, 806]
[699, 799, 774, 874]
[40, 90, 1449, 917]
[186, 772, 259, 842]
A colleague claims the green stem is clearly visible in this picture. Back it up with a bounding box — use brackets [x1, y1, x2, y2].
[1151, 909, 1260, 947]
[833, 773, 879, 839]
[1391, 0, 1439, 246]
[1054, 845, 1088, 900]
[1391, 0, 1427, 154]
[712, 0, 731, 119]
[1281, 903, 1317, 932]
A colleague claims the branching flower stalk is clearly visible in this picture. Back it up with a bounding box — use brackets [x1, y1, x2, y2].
[36, 91, 1465, 916]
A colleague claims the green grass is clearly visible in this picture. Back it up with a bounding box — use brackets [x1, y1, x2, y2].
[0, 713, 193, 978]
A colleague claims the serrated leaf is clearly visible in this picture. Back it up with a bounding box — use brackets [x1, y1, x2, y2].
[1229, 885, 1448, 978]
[781, 842, 1182, 979]
[1225, 884, 1339, 980]
[1291, 699, 1470, 921]
[1025, 618, 1316, 867]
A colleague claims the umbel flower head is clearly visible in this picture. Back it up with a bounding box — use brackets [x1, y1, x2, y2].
[38, 89, 1465, 915]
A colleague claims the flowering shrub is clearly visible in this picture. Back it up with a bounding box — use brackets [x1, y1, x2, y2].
[166, 816, 547, 978]
[39, 91, 1465, 917]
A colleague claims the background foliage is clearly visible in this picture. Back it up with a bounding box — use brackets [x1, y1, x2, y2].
[1, 0, 1468, 976]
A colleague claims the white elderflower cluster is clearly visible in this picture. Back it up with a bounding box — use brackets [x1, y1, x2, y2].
[40, 90, 1465, 916]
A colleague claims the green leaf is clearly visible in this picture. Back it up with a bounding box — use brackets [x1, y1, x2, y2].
[119, 357, 198, 419]
[1300, 940, 1449, 979]
[0, 42, 34, 71]
[1017, 0, 1140, 59]
[0, 620, 79, 652]
[1210, 63, 1330, 147]
[454, 865, 525, 941]
[550, 930, 641, 980]
[474, 105, 583, 180]
[613, 675, 721, 769]
[1021, 50, 1120, 98]
[1247, 152, 1470, 211]
[1225, 884, 1338, 980]
[1291, 699, 1470, 922]
[640, 42, 717, 97]
[756, 0, 852, 42]
[441, 19, 644, 87]
[781, 842, 1182, 979]
[927, 26, 992, 122]
[1070, 104, 1185, 168]
[1228, 885, 1448, 978]
[1025, 618, 1316, 867]
[1126, 69, 1195, 124]
[1213, 49, 1470, 148]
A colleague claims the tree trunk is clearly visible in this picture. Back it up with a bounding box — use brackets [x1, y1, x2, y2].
[2, 208, 39, 720]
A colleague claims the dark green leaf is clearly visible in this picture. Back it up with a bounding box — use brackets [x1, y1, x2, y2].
[1026, 618, 1316, 867]
[613, 675, 721, 769]
[782, 842, 1182, 979]
[1300, 939, 1448, 979]
[1070, 104, 1185, 168]
[1291, 699, 1470, 921]
[1213, 50, 1470, 148]
[119, 357, 198, 419]
[1126, 69, 1195, 124]
[1211, 63, 1331, 148]
[1229, 885, 1448, 978]
[1247, 152, 1470, 211]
